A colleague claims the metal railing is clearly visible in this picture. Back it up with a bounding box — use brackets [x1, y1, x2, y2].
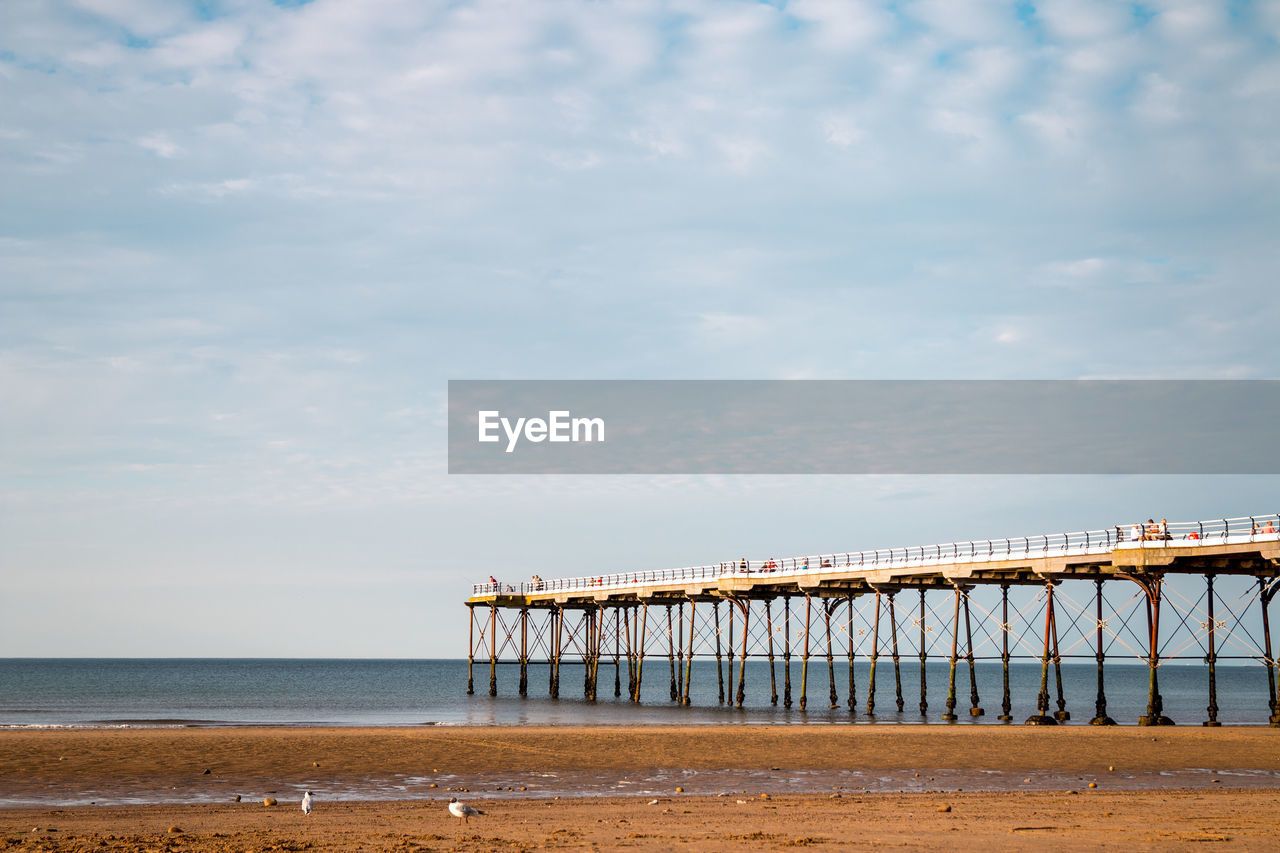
[470, 512, 1280, 598]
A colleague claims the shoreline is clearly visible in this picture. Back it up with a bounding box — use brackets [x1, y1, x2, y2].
[4, 725, 1280, 849]
[3, 724, 1278, 806]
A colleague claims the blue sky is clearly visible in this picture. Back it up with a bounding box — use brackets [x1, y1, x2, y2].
[2, 0, 1279, 657]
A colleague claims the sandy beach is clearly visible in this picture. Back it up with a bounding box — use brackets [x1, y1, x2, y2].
[2, 725, 1280, 849]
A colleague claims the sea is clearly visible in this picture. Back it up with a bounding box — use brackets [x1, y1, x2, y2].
[1, 658, 1275, 728]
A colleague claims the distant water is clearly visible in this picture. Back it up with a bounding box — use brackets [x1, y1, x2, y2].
[1, 658, 1275, 728]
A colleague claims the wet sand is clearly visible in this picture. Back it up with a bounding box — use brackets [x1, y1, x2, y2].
[2, 725, 1279, 849]
[4, 790, 1280, 851]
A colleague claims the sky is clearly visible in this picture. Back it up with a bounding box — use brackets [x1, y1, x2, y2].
[2, 0, 1279, 658]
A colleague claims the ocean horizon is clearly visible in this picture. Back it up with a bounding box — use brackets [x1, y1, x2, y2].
[2, 657, 1274, 729]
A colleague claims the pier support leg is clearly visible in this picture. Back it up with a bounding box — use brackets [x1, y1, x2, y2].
[783, 597, 793, 708]
[519, 608, 529, 697]
[825, 600, 838, 709]
[676, 602, 685, 703]
[727, 602, 736, 704]
[1204, 574, 1220, 727]
[488, 604, 498, 697]
[1090, 579, 1115, 726]
[737, 600, 749, 708]
[867, 592, 881, 716]
[766, 599, 778, 706]
[714, 601, 725, 705]
[1259, 577, 1280, 726]
[964, 591, 983, 717]
[667, 605, 678, 702]
[890, 593, 904, 713]
[551, 606, 562, 699]
[584, 608, 596, 701]
[1026, 583, 1057, 725]
[943, 586, 960, 722]
[1051, 588, 1069, 722]
[684, 599, 696, 705]
[1134, 574, 1174, 726]
[846, 595, 857, 713]
[624, 608, 635, 701]
[635, 603, 649, 702]
[800, 595, 812, 711]
[998, 585, 1012, 721]
[918, 589, 928, 716]
[467, 605, 475, 695]
[614, 608, 622, 698]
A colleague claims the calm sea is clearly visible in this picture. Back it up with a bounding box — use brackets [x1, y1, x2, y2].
[1, 658, 1274, 728]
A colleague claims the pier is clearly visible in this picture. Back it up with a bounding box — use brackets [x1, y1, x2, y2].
[465, 513, 1280, 726]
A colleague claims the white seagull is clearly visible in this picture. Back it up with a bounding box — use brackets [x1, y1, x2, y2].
[448, 796, 484, 823]
[301, 791, 313, 815]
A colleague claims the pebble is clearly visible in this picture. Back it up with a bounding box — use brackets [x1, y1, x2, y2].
[675, 786, 684, 793]
[167, 826, 183, 834]
[938, 805, 951, 813]
[736, 799, 747, 804]
[1108, 765, 1114, 772]
[1088, 782, 1097, 789]
[760, 794, 771, 800]
[233, 795, 241, 802]
[263, 797, 278, 807]
[647, 799, 659, 805]
[429, 783, 437, 788]
[313, 762, 320, 767]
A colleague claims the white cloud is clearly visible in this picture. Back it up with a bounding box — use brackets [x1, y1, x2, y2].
[789, 0, 887, 51]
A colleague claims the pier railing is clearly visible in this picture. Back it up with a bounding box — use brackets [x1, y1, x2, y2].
[471, 513, 1280, 598]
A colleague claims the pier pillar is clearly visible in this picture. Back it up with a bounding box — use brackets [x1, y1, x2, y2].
[825, 599, 838, 709]
[766, 599, 778, 706]
[676, 602, 685, 703]
[1090, 579, 1116, 726]
[1204, 574, 1220, 727]
[551, 606, 562, 698]
[943, 586, 960, 721]
[583, 608, 595, 701]
[800, 594, 812, 711]
[1051, 585, 1069, 722]
[866, 592, 881, 716]
[683, 599, 696, 705]
[519, 608, 529, 697]
[783, 596, 793, 708]
[632, 596, 645, 696]
[1026, 583, 1057, 725]
[1259, 577, 1280, 727]
[613, 608, 622, 698]
[918, 589, 928, 716]
[727, 601, 735, 704]
[667, 605, 678, 702]
[846, 595, 857, 713]
[623, 607, 636, 701]
[998, 584, 1012, 721]
[736, 599, 749, 708]
[890, 592, 904, 712]
[488, 604, 498, 697]
[1135, 574, 1174, 726]
[714, 601, 725, 704]
[466, 604, 475, 695]
[964, 591, 983, 717]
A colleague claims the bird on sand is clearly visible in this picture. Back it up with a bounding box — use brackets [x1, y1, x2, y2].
[301, 791, 313, 815]
[448, 797, 484, 823]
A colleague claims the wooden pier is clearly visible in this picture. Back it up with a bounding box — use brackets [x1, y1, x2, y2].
[465, 514, 1280, 726]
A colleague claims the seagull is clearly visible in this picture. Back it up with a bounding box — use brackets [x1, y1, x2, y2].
[448, 796, 484, 823]
[301, 791, 313, 815]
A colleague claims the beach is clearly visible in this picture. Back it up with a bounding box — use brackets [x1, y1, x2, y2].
[3, 725, 1280, 849]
